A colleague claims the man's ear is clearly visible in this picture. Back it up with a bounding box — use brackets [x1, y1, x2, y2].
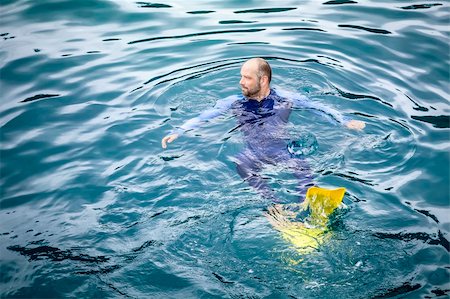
[260, 75, 269, 86]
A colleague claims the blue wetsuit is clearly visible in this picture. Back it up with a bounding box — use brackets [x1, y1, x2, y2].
[170, 88, 349, 201]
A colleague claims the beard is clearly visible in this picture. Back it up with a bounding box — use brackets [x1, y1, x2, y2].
[241, 82, 261, 98]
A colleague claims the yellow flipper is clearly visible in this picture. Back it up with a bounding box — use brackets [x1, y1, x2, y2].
[301, 186, 346, 226]
[278, 225, 325, 254]
[266, 186, 346, 255]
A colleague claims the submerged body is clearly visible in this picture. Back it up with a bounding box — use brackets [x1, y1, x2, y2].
[167, 88, 348, 200]
[161, 58, 365, 201]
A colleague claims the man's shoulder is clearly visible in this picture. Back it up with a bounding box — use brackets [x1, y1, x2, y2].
[272, 88, 309, 102]
[215, 94, 242, 108]
[272, 88, 293, 98]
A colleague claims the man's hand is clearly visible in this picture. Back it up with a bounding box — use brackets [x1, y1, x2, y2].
[346, 120, 366, 130]
[161, 133, 179, 149]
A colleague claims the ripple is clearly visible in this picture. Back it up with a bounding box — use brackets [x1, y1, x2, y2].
[128, 28, 266, 44]
[338, 24, 392, 34]
[218, 20, 257, 24]
[323, 0, 358, 4]
[282, 27, 326, 32]
[234, 7, 297, 14]
[20, 93, 60, 103]
[373, 230, 449, 252]
[7, 245, 109, 262]
[136, 2, 172, 8]
[187, 10, 215, 15]
[411, 115, 450, 128]
[400, 3, 443, 10]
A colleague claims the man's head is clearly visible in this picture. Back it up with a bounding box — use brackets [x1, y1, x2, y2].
[240, 58, 272, 99]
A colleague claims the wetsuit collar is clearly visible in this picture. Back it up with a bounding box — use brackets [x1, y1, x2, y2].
[245, 88, 274, 102]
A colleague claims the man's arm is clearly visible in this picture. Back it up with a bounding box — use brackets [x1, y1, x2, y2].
[276, 89, 365, 130]
[161, 95, 237, 148]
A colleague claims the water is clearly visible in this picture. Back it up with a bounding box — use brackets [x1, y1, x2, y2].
[1, 1, 449, 298]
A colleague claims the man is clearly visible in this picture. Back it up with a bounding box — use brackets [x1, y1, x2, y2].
[161, 58, 365, 201]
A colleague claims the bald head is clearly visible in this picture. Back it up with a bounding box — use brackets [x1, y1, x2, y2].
[243, 58, 272, 83]
[240, 58, 272, 100]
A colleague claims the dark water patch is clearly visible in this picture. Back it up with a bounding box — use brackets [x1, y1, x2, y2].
[160, 154, 183, 161]
[415, 209, 439, 223]
[400, 92, 429, 112]
[317, 54, 341, 63]
[125, 221, 139, 228]
[219, 20, 257, 24]
[323, 0, 357, 4]
[150, 210, 167, 219]
[187, 10, 215, 14]
[282, 27, 326, 32]
[338, 24, 392, 35]
[437, 230, 450, 251]
[131, 240, 161, 253]
[1, 33, 15, 40]
[411, 115, 450, 128]
[100, 279, 133, 298]
[431, 288, 450, 297]
[234, 8, 297, 14]
[373, 231, 450, 252]
[321, 170, 375, 186]
[333, 87, 393, 107]
[7, 245, 110, 263]
[20, 93, 60, 103]
[102, 38, 121, 41]
[130, 85, 143, 92]
[212, 272, 235, 284]
[371, 282, 421, 298]
[128, 28, 265, 44]
[400, 3, 443, 10]
[388, 118, 410, 131]
[76, 264, 121, 275]
[136, 2, 172, 8]
[170, 214, 203, 226]
[229, 42, 270, 45]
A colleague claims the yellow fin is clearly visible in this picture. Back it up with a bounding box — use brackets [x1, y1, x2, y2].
[302, 186, 346, 226]
[278, 225, 326, 254]
[266, 187, 346, 258]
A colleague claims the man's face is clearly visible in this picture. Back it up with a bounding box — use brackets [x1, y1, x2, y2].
[240, 63, 261, 98]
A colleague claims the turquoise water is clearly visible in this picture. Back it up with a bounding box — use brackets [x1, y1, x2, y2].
[1, 0, 449, 298]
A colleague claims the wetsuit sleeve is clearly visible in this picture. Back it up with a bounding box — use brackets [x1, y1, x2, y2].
[170, 95, 237, 135]
[276, 89, 349, 125]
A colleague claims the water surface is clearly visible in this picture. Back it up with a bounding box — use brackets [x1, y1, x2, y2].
[1, 1, 449, 298]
